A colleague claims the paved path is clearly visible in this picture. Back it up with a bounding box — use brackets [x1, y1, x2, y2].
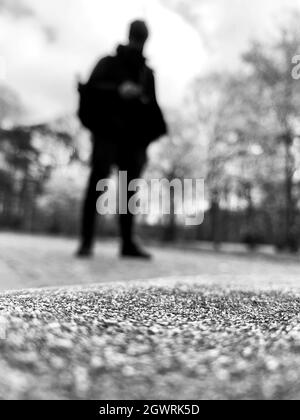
[1, 233, 300, 292]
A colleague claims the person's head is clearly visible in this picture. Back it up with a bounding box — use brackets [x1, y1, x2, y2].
[128, 20, 149, 53]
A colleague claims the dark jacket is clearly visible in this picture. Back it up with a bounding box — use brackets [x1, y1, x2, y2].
[80, 45, 167, 147]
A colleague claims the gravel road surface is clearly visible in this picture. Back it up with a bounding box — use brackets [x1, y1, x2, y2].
[1, 280, 300, 400]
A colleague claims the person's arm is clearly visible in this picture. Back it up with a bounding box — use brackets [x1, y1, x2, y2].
[89, 57, 141, 99]
[142, 69, 158, 103]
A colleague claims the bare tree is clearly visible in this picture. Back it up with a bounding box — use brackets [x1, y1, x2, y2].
[146, 110, 204, 241]
[243, 19, 300, 250]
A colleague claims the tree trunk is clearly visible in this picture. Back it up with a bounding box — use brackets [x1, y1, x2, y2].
[164, 184, 177, 242]
[210, 192, 221, 250]
[284, 133, 296, 249]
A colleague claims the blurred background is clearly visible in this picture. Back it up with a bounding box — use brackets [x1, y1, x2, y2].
[1, 0, 300, 253]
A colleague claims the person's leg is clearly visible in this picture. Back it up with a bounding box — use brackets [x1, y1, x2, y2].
[78, 140, 113, 257]
[118, 148, 151, 259]
[79, 169, 102, 255]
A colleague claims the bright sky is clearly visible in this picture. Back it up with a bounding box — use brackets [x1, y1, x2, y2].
[0, 0, 299, 123]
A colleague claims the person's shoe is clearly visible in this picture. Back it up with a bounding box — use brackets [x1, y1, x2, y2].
[76, 246, 93, 259]
[121, 243, 152, 260]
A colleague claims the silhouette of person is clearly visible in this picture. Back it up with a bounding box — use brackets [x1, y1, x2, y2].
[77, 20, 167, 259]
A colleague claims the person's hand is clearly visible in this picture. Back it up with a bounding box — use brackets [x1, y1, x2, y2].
[119, 81, 142, 100]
